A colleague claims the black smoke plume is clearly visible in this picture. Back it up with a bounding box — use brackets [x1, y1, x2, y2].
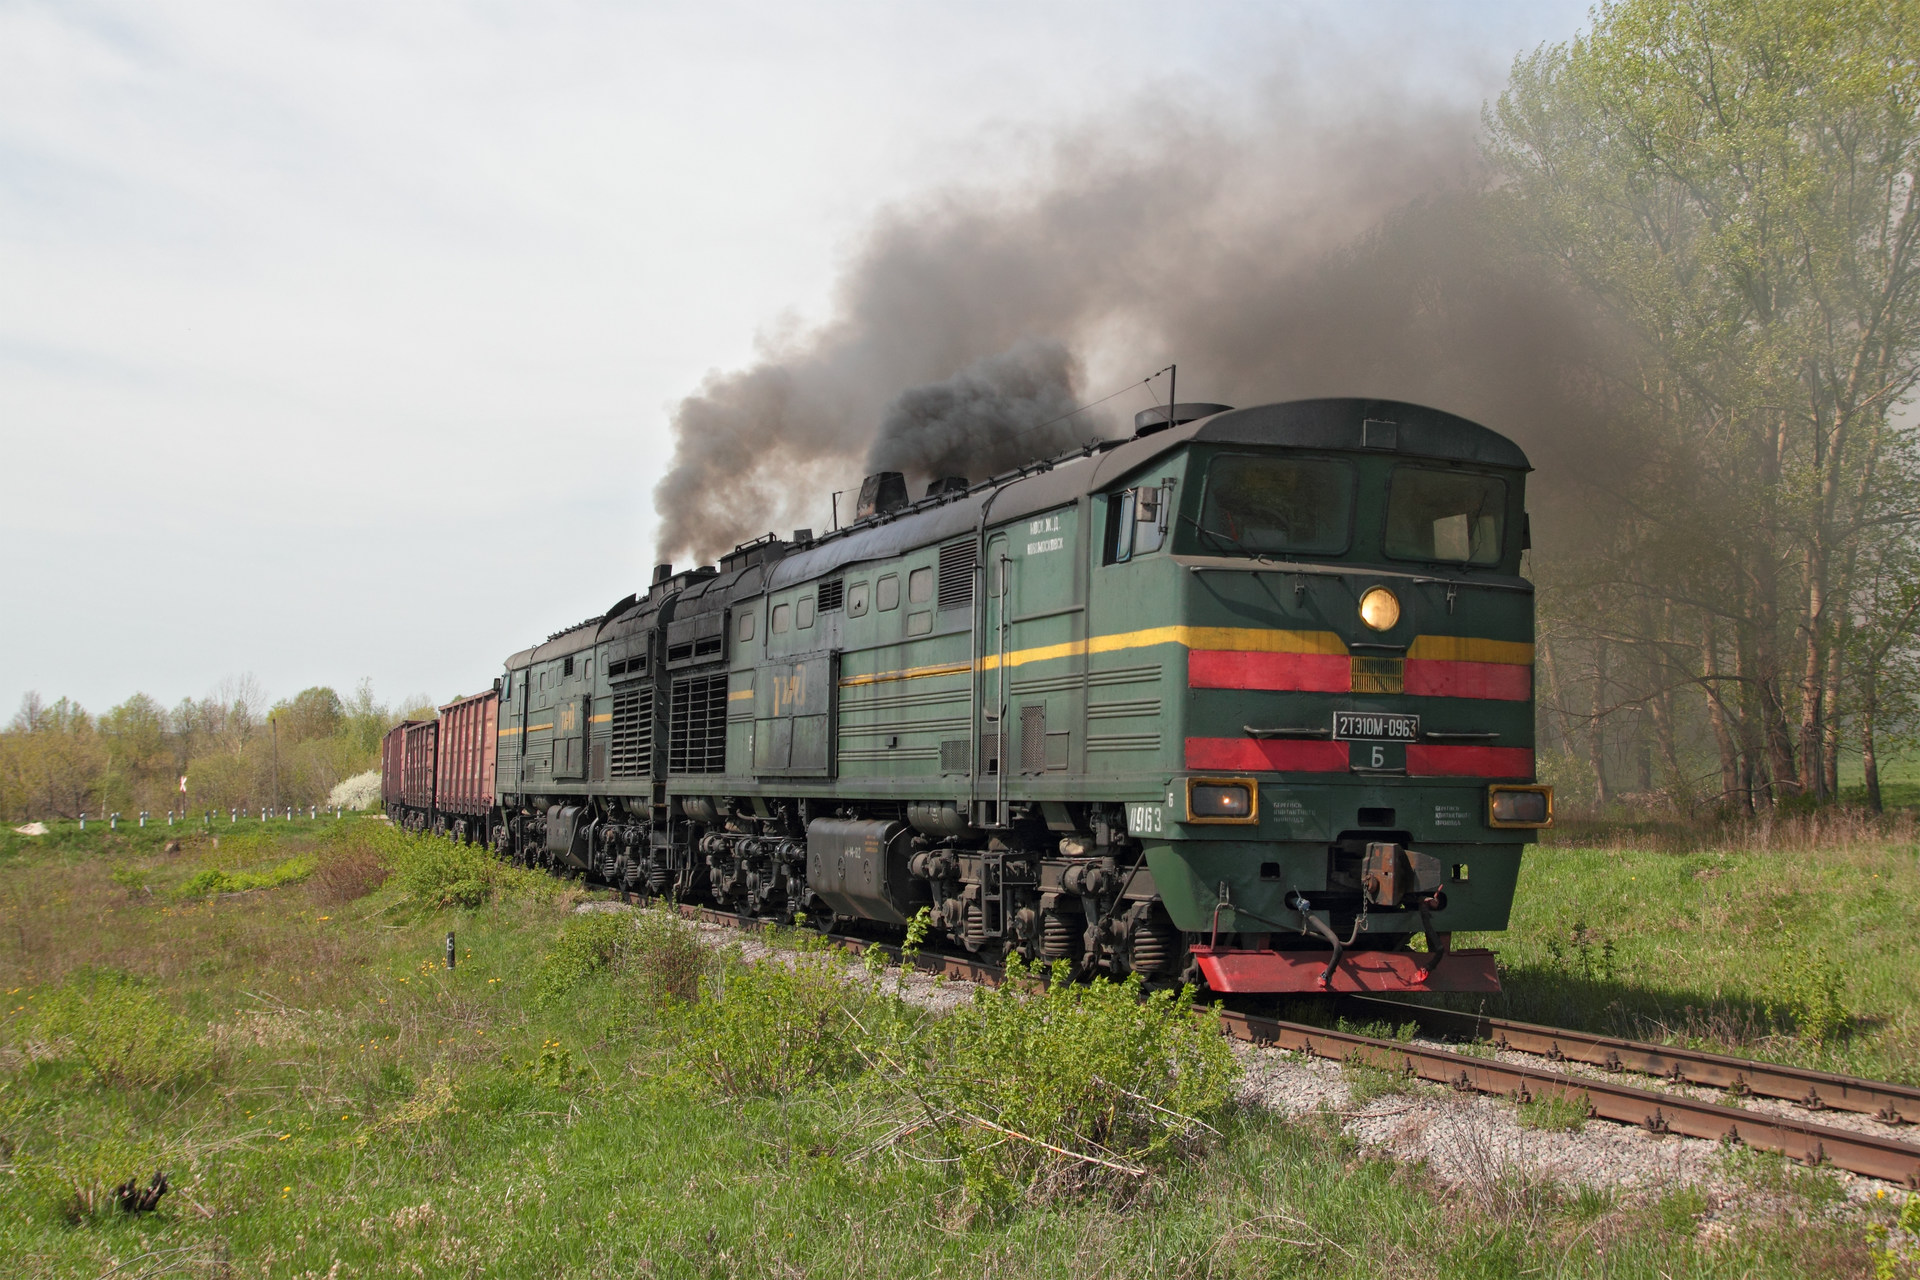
[866, 338, 1086, 488]
[651, 88, 1616, 564]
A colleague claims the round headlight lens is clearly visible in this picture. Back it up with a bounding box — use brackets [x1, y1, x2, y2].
[1358, 586, 1400, 631]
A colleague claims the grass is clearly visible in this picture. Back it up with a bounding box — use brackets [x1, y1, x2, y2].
[0, 819, 1900, 1278]
[1447, 821, 1920, 1083]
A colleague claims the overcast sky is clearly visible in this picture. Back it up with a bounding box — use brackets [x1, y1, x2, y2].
[0, 0, 1591, 718]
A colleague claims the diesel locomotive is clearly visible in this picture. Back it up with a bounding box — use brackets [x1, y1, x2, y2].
[383, 398, 1552, 993]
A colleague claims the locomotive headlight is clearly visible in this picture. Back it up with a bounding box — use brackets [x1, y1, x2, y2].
[1488, 785, 1553, 828]
[1358, 586, 1401, 631]
[1187, 777, 1258, 824]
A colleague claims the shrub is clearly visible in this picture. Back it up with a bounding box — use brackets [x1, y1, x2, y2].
[538, 906, 712, 1009]
[309, 838, 388, 904]
[176, 855, 314, 899]
[537, 912, 635, 1003]
[30, 969, 210, 1088]
[377, 826, 551, 910]
[626, 908, 709, 1004]
[17, 1133, 167, 1223]
[901, 958, 1239, 1207]
[328, 769, 383, 811]
[1774, 943, 1852, 1046]
[669, 948, 887, 1097]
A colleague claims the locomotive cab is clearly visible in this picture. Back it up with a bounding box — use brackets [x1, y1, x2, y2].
[1088, 399, 1546, 991]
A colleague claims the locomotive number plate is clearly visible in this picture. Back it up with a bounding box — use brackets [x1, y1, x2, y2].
[1333, 711, 1419, 742]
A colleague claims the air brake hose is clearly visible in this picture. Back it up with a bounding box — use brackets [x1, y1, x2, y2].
[1286, 893, 1345, 988]
[1416, 895, 1451, 979]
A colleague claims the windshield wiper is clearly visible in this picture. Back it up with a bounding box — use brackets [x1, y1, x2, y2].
[1181, 513, 1273, 564]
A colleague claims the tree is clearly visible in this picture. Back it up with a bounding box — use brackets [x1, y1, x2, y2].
[1490, 0, 1920, 810]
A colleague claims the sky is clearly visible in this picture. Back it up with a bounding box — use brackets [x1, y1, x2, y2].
[0, 0, 1592, 718]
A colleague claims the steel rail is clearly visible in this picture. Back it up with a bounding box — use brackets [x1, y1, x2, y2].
[651, 898, 1920, 1186]
[1215, 1010, 1920, 1187]
[1339, 995, 1920, 1126]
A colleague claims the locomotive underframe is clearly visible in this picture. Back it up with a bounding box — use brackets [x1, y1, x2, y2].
[479, 775, 1524, 990]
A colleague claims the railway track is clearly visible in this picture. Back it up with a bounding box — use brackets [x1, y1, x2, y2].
[653, 897, 1920, 1188]
[1339, 995, 1920, 1126]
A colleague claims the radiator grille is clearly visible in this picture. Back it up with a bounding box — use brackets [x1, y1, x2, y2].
[610, 686, 653, 778]
[1351, 656, 1405, 695]
[668, 675, 728, 773]
[937, 540, 973, 611]
[817, 578, 844, 612]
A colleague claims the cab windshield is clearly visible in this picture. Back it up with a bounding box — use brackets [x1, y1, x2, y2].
[1195, 454, 1353, 556]
[1384, 466, 1506, 565]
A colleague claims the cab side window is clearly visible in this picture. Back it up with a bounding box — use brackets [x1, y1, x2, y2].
[1108, 484, 1171, 563]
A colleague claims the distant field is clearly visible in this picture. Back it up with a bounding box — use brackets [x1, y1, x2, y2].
[0, 820, 1901, 1278]
[1837, 748, 1920, 811]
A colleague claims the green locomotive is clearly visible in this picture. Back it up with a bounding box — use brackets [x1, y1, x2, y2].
[389, 398, 1551, 993]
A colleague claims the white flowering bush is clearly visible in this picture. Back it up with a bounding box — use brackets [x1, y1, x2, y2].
[328, 769, 383, 811]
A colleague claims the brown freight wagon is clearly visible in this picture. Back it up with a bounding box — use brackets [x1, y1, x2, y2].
[380, 722, 415, 814]
[396, 719, 438, 831]
[433, 689, 499, 840]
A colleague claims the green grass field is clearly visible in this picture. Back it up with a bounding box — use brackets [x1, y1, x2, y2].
[0, 819, 1907, 1278]
[1457, 822, 1920, 1083]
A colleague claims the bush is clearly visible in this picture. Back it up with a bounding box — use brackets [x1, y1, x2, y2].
[537, 912, 635, 1004]
[901, 958, 1239, 1208]
[176, 855, 314, 898]
[328, 769, 383, 811]
[378, 826, 550, 910]
[28, 969, 210, 1088]
[669, 947, 888, 1097]
[1774, 943, 1853, 1047]
[309, 838, 389, 905]
[535, 905, 709, 1006]
[17, 1132, 167, 1223]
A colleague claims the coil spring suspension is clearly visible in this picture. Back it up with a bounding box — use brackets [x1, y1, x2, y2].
[1129, 914, 1181, 975]
[963, 903, 985, 951]
[1040, 912, 1081, 960]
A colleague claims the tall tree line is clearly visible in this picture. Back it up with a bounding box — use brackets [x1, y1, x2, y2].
[1496, 0, 1920, 813]
[0, 681, 432, 821]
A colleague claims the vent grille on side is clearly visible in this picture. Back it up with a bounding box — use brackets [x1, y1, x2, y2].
[610, 687, 653, 778]
[1020, 705, 1046, 774]
[937, 540, 973, 611]
[817, 578, 844, 612]
[668, 675, 728, 773]
[940, 738, 969, 774]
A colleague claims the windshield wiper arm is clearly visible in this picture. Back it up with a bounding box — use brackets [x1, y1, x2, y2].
[1180, 513, 1272, 563]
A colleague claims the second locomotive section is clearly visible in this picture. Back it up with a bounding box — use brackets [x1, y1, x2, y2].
[493, 398, 1550, 993]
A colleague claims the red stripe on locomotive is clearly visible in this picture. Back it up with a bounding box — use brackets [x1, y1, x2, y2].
[1187, 649, 1351, 692]
[1403, 658, 1531, 701]
[1406, 744, 1534, 777]
[1184, 737, 1349, 772]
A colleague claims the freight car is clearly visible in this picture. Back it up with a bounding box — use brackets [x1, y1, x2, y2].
[385, 398, 1551, 993]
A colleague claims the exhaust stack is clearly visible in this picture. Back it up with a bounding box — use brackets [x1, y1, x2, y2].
[855, 471, 909, 519]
